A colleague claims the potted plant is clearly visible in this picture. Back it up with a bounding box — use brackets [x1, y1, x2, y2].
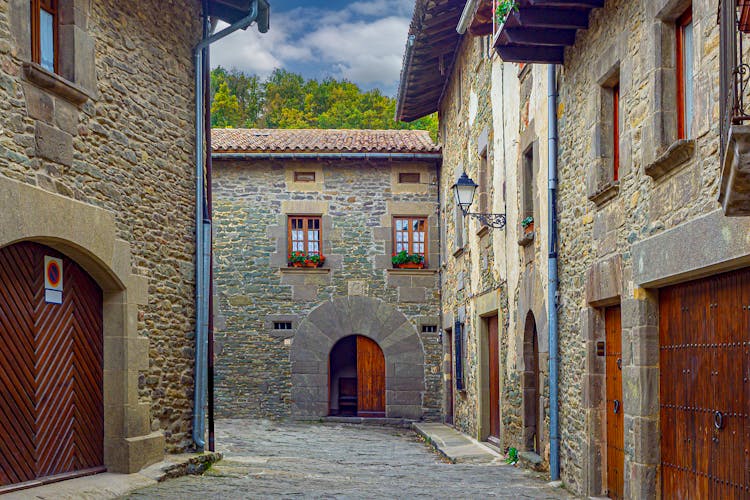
[521, 216, 534, 235]
[391, 250, 425, 269]
[495, 0, 519, 26]
[288, 251, 325, 268]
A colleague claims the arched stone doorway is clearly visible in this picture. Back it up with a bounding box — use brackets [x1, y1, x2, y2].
[290, 296, 424, 419]
[329, 335, 386, 417]
[0, 242, 104, 486]
[522, 312, 540, 454]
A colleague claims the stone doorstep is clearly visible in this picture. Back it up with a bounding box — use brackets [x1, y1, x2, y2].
[5, 452, 222, 500]
[412, 422, 504, 465]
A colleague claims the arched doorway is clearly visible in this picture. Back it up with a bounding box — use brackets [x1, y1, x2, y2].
[522, 312, 540, 454]
[0, 242, 104, 487]
[329, 335, 385, 417]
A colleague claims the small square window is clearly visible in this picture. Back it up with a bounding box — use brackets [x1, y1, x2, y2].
[398, 172, 421, 184]
[422, 325, 438, 333]
[294, 171, 316, 182]
[273, 322, 293, 330]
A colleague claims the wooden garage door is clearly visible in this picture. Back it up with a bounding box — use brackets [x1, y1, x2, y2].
[660, 267, 750, 499]
[0, 242, 104, 490]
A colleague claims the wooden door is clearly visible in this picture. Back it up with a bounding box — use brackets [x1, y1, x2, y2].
[0, 242, 104, 489]
[488, 316, 500, 443]
[605, 306, 624, 499]
[446, 329, 454, 425]
[357, 336, 385, 417]
[660, 268, 750, 499]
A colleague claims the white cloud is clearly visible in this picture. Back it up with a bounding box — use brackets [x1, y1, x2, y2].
[209, 3, 414, 93]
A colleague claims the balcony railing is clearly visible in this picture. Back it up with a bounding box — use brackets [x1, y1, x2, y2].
[719, 0, 750, 215]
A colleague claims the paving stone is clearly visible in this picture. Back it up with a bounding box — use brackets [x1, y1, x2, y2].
[124, 420, 573, 499]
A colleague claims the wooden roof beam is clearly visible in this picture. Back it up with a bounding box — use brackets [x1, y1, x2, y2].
[495, 45, 565, 63]
[528, 0, 604, 8]
[504, 27, 577, 46]
[514, 8, 590, 29]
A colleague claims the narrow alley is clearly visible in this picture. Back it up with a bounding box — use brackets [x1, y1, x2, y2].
[125, 421, 571, 499]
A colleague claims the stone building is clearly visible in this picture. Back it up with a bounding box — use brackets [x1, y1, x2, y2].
[0, 0, 262, 491]
[397, 0, 555, 471]
[211, 128, 443, 422]
[399, 0, 750, 497]
[491, 0, 750, 498]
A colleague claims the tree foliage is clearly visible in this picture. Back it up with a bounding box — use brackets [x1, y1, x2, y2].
[210, 67, 438, 140]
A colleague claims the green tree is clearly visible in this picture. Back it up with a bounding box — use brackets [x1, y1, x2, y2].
[209, 67, 439, 141]
[211, 82, 242, 128]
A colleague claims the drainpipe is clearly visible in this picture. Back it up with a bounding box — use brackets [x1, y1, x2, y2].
[547, 64, 560, 482]
[192, 0, 268, 451]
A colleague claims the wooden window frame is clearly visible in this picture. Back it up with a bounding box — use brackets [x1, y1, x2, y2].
[613, 83, 620, 181]
[398, 172, 421, 184]
[392, 216, 428, 266]
[676, 7, 693, 140]
[287, 215, 322, 260]
[294, 171, 316, 182]
[31, 0, 59, 74]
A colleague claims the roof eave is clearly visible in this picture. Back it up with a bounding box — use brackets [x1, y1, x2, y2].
[493, 0, 604, 64]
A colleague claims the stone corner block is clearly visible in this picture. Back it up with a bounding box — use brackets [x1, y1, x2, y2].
[585, 254, 622, 306]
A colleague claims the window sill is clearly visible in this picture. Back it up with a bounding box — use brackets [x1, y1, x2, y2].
[588, 179, 619, 206]
[645, 139, 695, 180]
[22, 62, 92, 105]
[279, 267, 330, 274]
[386, 268, 437, 275]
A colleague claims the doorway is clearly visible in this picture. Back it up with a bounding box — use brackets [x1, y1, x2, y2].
[329, 335, 385, 417]
[0, 242, 104, 488]
[522, 312, 540, 454]
[605, 306, 623, 499]
[445, 328, 454, 425]
[487, 315, 500, 445]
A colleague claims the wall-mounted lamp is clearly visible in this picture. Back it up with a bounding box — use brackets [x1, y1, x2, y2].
[451, 171, 507, 229]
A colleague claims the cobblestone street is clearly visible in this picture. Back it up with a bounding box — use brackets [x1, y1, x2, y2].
[124, 420, 573, 499]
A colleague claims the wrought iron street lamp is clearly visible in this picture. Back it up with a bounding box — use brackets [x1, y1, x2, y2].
[451, 171, 507, 229]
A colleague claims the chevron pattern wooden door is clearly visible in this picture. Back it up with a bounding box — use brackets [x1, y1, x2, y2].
[0, 242, 104, 489]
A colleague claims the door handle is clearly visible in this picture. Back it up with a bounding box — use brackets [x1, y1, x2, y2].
[617, 358, 622, 370]
[614, 400, 621, 414]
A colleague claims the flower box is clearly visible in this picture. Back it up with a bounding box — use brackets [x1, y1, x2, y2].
[395, 262, 425, 270]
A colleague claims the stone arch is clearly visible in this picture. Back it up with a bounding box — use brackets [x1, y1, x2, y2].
[0, 177, 164, 473]
[522, 311, 541, 454]
[290, 296, 425, 419]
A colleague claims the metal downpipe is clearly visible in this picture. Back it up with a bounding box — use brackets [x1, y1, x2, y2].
[192, 1, 264, 451]
[547, 64, 561, 481]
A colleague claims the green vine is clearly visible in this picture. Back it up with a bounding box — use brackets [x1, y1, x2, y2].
[505, 447, 519, 465]
[495, 0, 519, 26]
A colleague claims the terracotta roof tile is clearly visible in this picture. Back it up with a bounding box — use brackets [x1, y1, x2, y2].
[212, 128, 440, 154]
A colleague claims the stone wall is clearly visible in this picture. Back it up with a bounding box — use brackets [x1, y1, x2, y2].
[0, 0, 201, 453]
[212, 158, 442, 420]
[554, 0, 732, 496]
[438, 32, 511, 441]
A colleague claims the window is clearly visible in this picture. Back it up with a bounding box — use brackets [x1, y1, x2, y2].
[522, 146, 534, 220]
[31, 0, 58, 73]
[422, 325, 438, 333]
[454, 321, 465, 391]
[398, 172, 420, 184]
[274, 322, 293, 330]
[676, 7, 693, 140]
[478, 151, 491, 215]
[288, 216, 322, 256]
[294, 171, 316, 182]
[393, 217, 427, 262]
[613, 83, 620, 181]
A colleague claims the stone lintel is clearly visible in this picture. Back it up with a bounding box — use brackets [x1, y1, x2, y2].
[585, 254, 622, 306]
[632, 209, 750, 287]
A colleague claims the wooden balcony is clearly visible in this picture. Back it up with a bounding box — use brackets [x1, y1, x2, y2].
[493, 0, 604, 64]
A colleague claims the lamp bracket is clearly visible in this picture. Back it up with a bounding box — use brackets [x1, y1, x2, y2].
[466, 212, 507, 229]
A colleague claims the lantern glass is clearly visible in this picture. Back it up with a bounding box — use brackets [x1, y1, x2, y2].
[452, 172, 478, 215]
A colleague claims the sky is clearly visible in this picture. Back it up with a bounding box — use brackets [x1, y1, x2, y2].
[210, 0, 415, 97]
